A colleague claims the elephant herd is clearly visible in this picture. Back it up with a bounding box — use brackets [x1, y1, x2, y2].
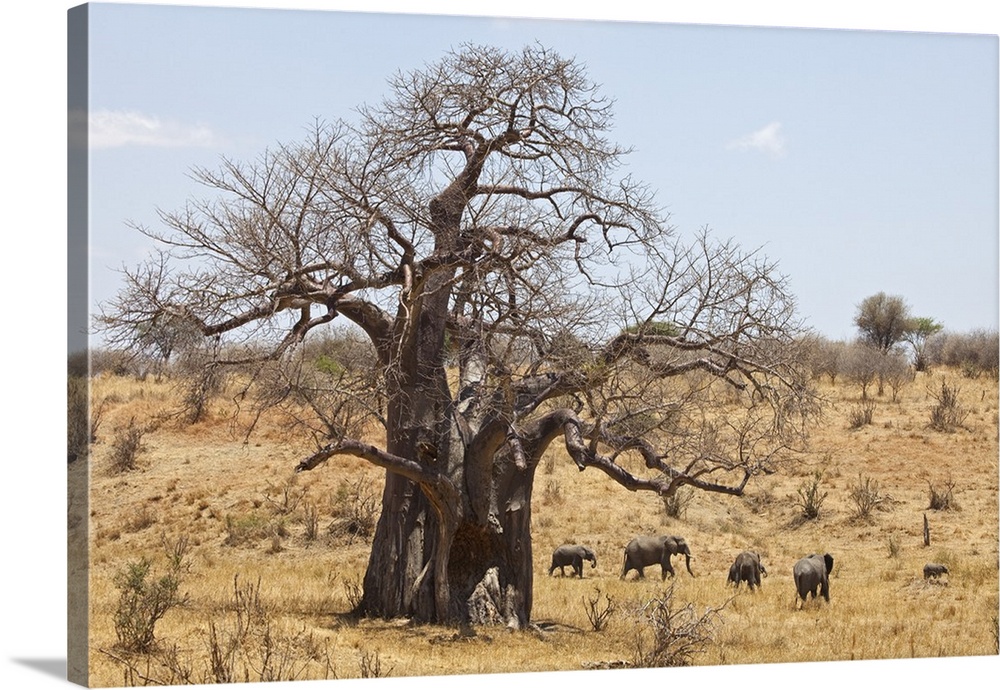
[549, 536, 838, 607]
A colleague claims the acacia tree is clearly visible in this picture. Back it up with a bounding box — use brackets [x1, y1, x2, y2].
[99, 45, 815, 628]
[854, 292, 912, 353]
[903, 316, 943, 372]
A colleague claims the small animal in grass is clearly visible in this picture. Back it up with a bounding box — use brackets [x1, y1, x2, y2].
[923, 563, 949, 580]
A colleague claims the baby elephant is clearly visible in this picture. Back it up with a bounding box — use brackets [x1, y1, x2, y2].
[923, 563, 949, 580]
[793, 553, 834, 605]
[549, 544, 597, 578]
[727, 551, 768, 590]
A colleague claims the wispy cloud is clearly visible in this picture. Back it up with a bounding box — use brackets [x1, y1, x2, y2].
[70, 109, 220, 150]
[727, 121, 787, 158]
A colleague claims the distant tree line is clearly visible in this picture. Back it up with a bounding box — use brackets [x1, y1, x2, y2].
[802, 328, 998, 391]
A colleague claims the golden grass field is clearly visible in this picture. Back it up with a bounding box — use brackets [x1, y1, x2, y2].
[75, 368, 999, 686]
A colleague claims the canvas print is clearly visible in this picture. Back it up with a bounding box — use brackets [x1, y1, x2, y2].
[68, 2, 999, 687]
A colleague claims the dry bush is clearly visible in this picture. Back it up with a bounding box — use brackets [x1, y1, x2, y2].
[662, 487, 693, 520]
[358, 649, 393, 678]
[542, 480, 564, 506]
[105, 574, 335, 685]
[848, 473, 893, 522]
[201, 576, 329, 683]
[928, 380, 968, 432]
[263, 476, 307, 515]
[168, 349, 228, 424]
[302, 501, 321, 542]
[743, 486, 776, 515]
[928, 477, 960, 511]
[108, 417, 149, 473]
[794, 471, 827, 520]
[583, 587, 617, 632]
[848, 400, 877, 429]
[224, 512, 288, 548]
[628, 583, 726, 668]
[886, 534, 901, 559]
[928, 329, 1000, 379]
[344, 577, 365, 612]
[67, 376, 90, 461]
[328, 476, 380, 543]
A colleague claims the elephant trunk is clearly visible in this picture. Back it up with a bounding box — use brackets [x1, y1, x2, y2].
[684, 552, 694, 576]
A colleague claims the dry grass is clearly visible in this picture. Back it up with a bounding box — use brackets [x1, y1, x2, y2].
[81, 369, 999, 685]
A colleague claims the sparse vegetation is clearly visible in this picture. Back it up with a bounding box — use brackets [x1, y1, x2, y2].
[795, 471, 828, 520]
[928, 477, 960, 511]
[358, 649, 392, 679]
[82, 366, 998, 685]
[848, 400, 877, 429]
[662, 487, 693, 520]
[583, 587, 617, 632]
[328, 476, 380, 543]
[848, 473, 892, 522]
[928, 379, 968, 432]
[629, 584, 726, 668]
[111, 558, 187, 653]
[107, 417, 149, 473]
[886, 533, 900, 559]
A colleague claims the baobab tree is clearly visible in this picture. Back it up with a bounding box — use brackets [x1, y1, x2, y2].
[99, 44, 816, 629]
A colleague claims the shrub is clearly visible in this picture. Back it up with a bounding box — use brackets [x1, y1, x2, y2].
[662, 487, 693, 520]
[542, 480, 563, 506]
[848, 473, 892, 521]
[886, 534, 900, 559]
[358, 649, 392, 679]
[302, 501, 320, 542]
[847, 400, 877, 429]
[928, 379, 968, 432]
[112, 558, 186, 652]
[795, 472, 827, 520]
[629, 583, 725, 667]
[744, 486, 775, 515]
[583, 587, 617, 632]
[927, 329, 999, 378]
[263, 476, 306, 515]
[108, 417, 149, 473]
[328, 476, 380, 543]
[928, 477, 960, 511]
[180, 365, 225, 423]
[223, 512, 274, 547]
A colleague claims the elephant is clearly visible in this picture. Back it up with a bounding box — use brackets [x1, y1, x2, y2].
[923, 563, 949, 580]
[620, 535, 694, 580]
[727, 551, 768, 590]
[793, 553, 834, 604]
[549, 544, 597, 577]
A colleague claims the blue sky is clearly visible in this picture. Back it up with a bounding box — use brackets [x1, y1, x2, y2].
[80, 3, 998, 348]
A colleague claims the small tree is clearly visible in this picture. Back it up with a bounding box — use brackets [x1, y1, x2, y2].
[854, 293, 912, 354]
[844, 342, 882, 400]
[904, 317, 943, 372]
[112, 558, 186, 652]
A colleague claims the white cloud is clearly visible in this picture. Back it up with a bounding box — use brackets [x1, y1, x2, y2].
[728, 121, 787, 158]
[73, 109, 220, 150]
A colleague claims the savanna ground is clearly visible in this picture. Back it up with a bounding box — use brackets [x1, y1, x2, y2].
[74, 367, 999, 686]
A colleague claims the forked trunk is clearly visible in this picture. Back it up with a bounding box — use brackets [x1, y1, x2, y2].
[357, 456, 535, 627]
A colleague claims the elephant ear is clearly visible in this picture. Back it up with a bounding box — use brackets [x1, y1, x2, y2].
[824, 553, 834, 574]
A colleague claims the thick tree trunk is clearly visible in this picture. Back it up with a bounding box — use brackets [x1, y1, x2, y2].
[358, 448, 536, 627]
